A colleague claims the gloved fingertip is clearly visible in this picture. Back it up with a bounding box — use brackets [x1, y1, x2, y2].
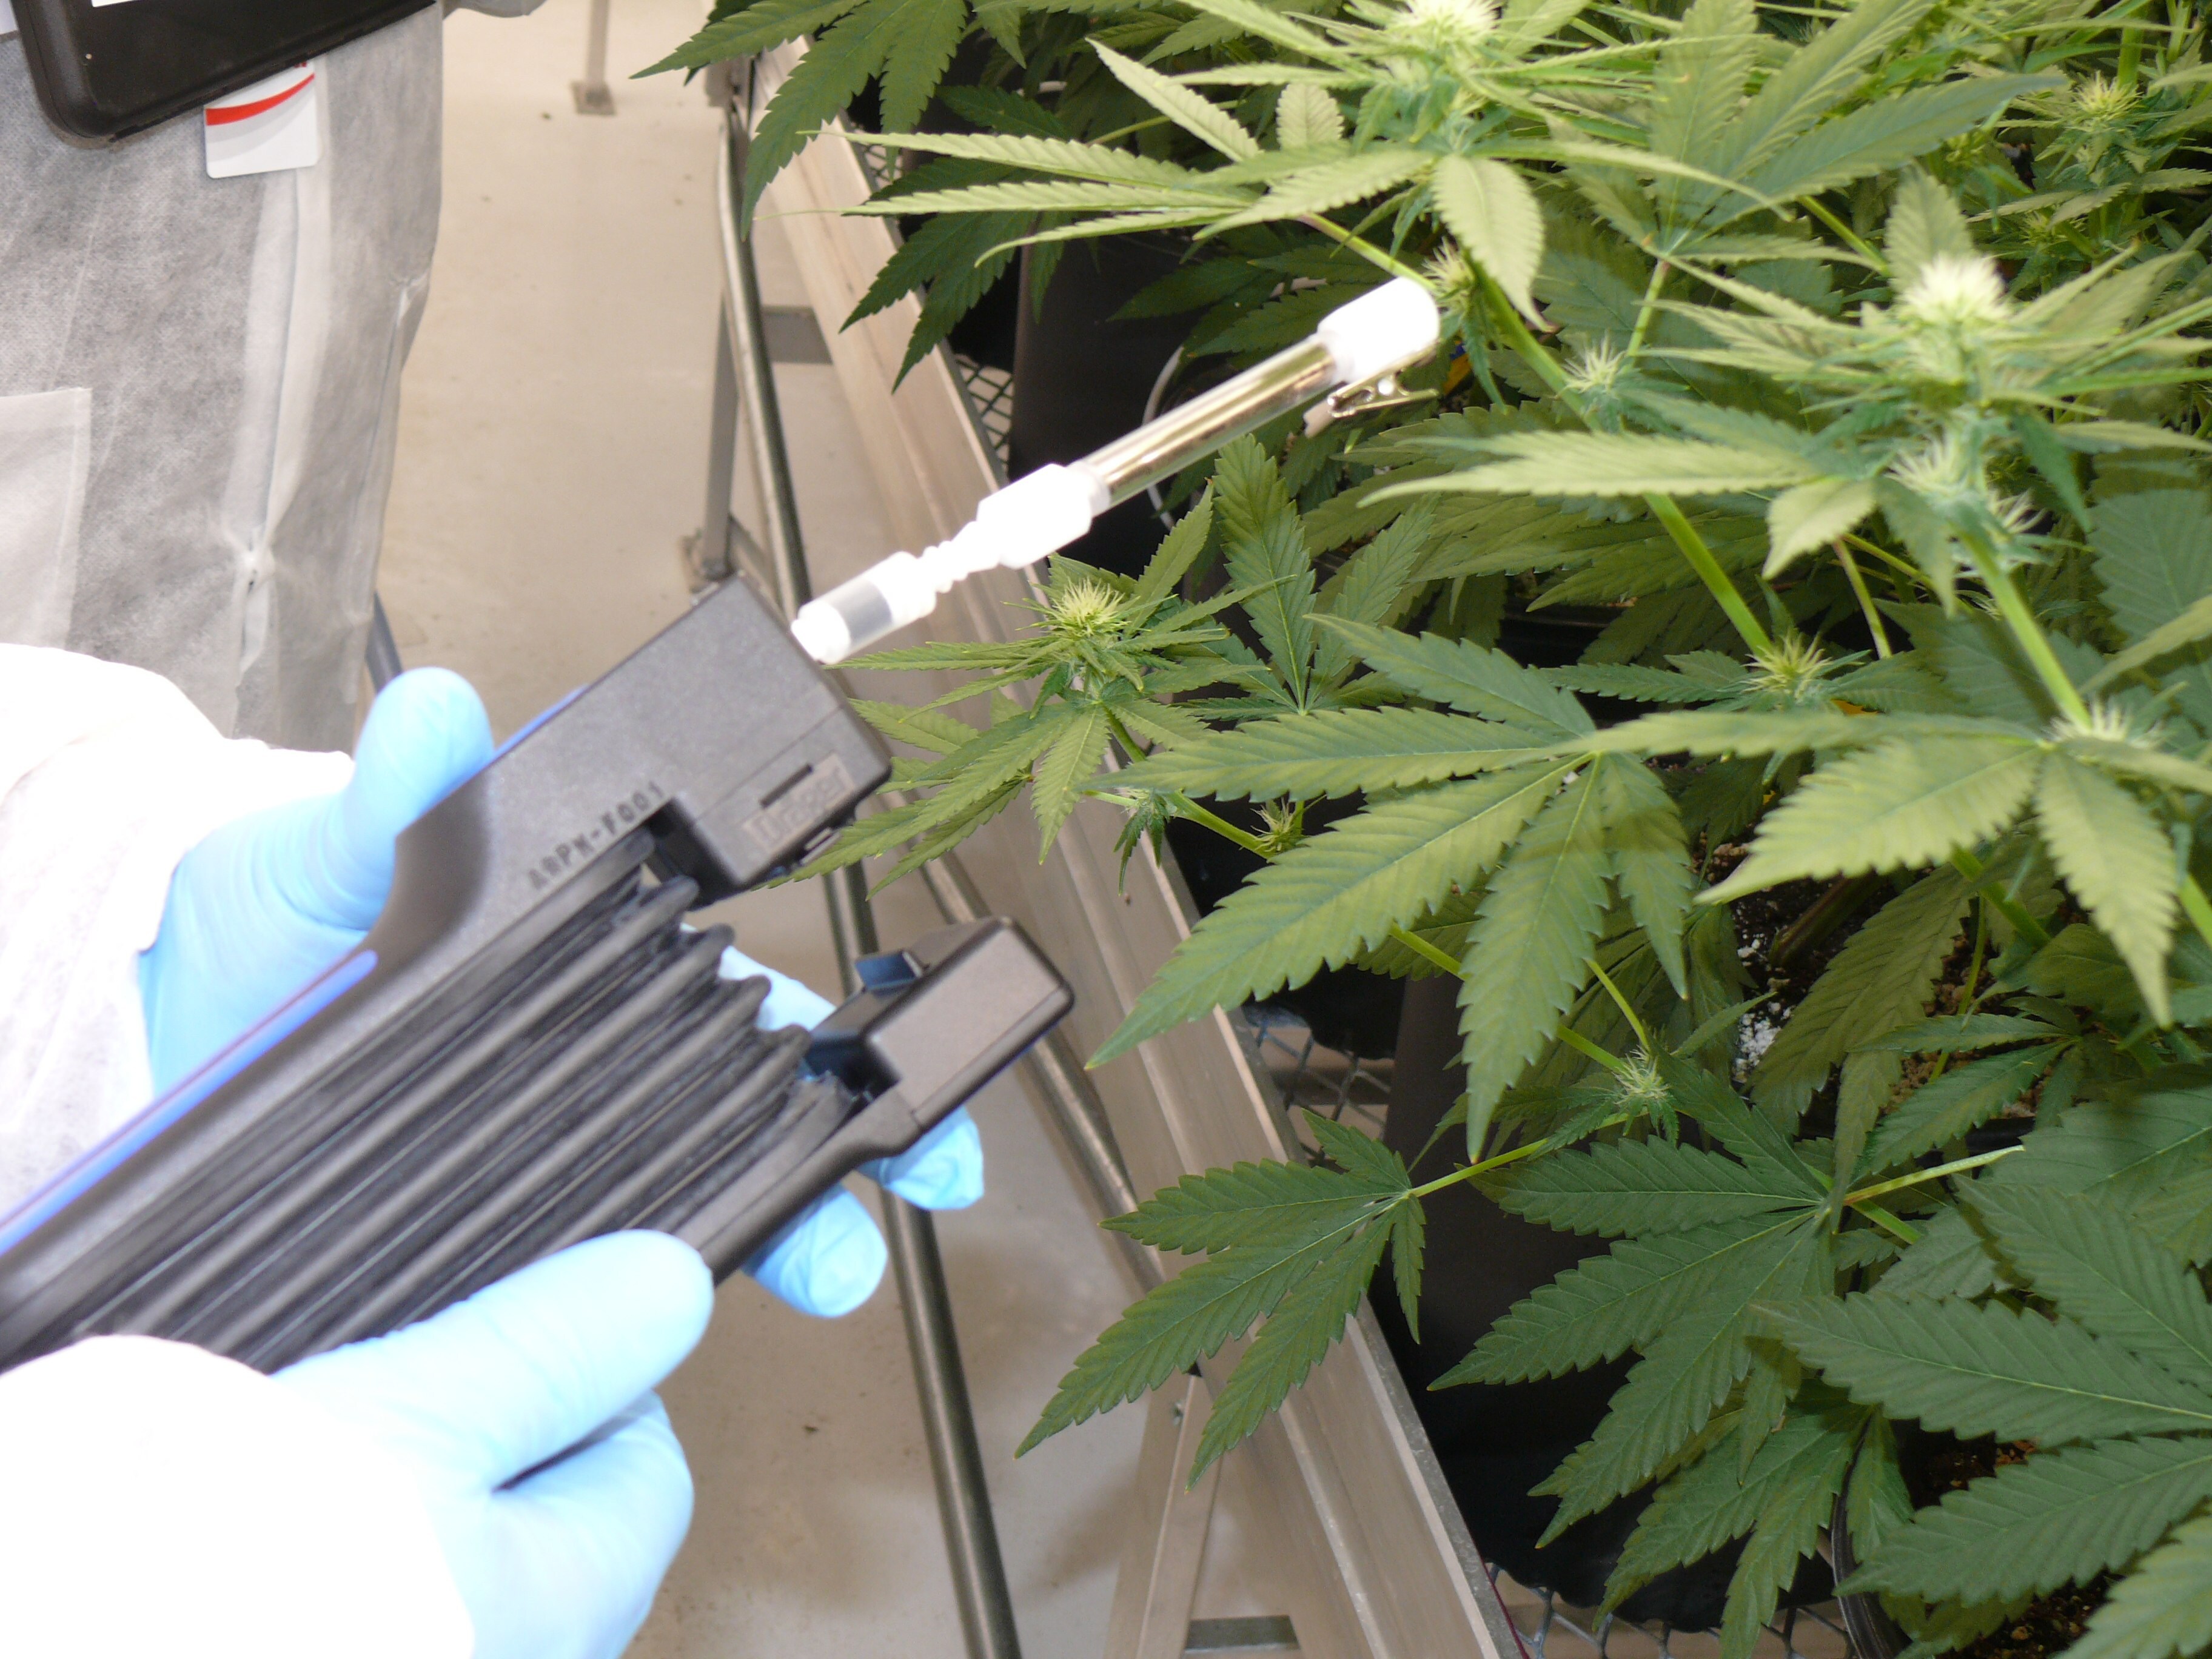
[871, 1112, 985, 1211]
[746, 1190, 885, 1318]
[717, 946, 836, 1031]
[351, 668, 495, 832]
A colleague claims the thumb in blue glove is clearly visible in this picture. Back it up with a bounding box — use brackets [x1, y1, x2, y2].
[140, 669, 494, 1093]
[276, 1231, 712, 1659]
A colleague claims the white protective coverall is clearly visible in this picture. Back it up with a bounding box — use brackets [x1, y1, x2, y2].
[0, 0, 540, 752]
[0, 642, 474, 1652]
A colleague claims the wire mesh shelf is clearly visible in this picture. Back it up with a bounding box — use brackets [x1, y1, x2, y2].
[952, 354, 1016, 474]
[1231, 1004, 1857, 1659]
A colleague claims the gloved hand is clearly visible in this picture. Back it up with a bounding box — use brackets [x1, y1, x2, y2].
[140, 668, 987, 1319]
[276, 1231, 712, 1659]
[723, 946, 984, 1316]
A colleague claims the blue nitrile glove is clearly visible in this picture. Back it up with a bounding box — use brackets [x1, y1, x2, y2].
[139, 669, 985, 1319]
[719, 944, 985, 1318]
[276, 1231, 712, 1659]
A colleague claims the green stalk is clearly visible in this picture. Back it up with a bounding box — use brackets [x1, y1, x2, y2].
[1627, 259, 1669, 358]
[1174, 796, 1276, 860]
[1409, 1134, 1553, 1198]
[1559, 1025, 1634, 1076]
[1644, 493, 1774, 655]
[1835, 543, 1892, 659]
[1959, 531, 2092, 727]
[1586, 955, 1654, 1051]
[1296, 214, 1435, 287]
[1477, 273, 1778, 669]
[1392, 925, 1470, 980]
[1949, 846, 2052, 951]
[1844, 1144, 2020, 1205]
[2181, 874, 2212, 956]
[1802, 197, 1883, 269]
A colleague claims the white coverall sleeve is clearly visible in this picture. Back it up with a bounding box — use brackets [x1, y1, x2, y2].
[0, 1335, 473, 1658]
[0, 645, 349, 1210]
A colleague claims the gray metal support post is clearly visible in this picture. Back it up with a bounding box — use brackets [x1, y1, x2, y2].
[712, 70, 1024, 1659]
[572, 0, 614, 114]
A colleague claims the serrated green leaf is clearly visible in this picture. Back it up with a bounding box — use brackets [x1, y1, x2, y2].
[1871, 1202, 2003, 1301]
[1458, 770, 1614, 1151]
[1864, 1047, 2058, 1171]
[1704, 0, 1938, 187]
[1752, 870, 1971, 1119]
[1313, 503, 1431, 685]
[1216, 436, 1316, 702]
[877, 0, 968, 131]
[1885, 170, 1977, 291]
[1132, 489, 1216, 609]
[1205, 149, 1431, 232]
[1771, 1297, 2212, 1445]
[1718, 1403, 1861, 1659]
[1426, 432, 1820, 498]
[852, 699, 978, 754]
[744, 1, 897, 225]
[1191, 1218, 1393, 1477]
[1094, 767, 1567, 1064]
[1118, 708, 1543, 800]
[1275, 81, 1343, 149]
[1020, 1234, 1347, 1452]
[1991, 1079, 2212, 1213]
[1094, 41, 1259, 161]
[1855, 1014, 2065, 1053]
[1433, 155, 1544, 321]
[2091, 491, 2212, 727]
[1854, 1436, 2212, 1604]
[1738, 76, 2053, 213]
[2066, 1509, 2212, 1659]
[1388, 1195, 1424, 1339]
[1968, 1185, 2212, 1383]
[2090, 597, 2212, 692]
[856, 128, 1196, 185]
[1032, 704, 1112, 853]
[2024, 922, 2145, 1022]
[1594, 755, 1693, 995]
[2036, 757, 2177, 1024]
[643, 0, 866, 72]
[1443, 1215, 1804, 1386]
[1488, 1139, 1820, 1238]
[1317, 618, 1594, 735]
[1765, 478, 1879, 575]
[1610, 1396, 1863, 1618]
[1537, 1222, 1825, 1537]
[1709, 737, 2041, 899]
[1549, 664, 1734, 704]
[1110, 1156, 1403, 1253]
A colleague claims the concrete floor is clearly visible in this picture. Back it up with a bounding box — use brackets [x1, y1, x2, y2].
[377, 4, 1182, 1654]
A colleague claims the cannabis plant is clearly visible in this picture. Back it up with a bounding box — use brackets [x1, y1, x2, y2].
[667, 0, 2212, 1651]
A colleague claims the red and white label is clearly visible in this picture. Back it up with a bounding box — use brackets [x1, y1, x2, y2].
[204, 62, 323, 179]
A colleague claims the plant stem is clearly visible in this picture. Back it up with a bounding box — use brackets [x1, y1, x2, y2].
[1175, 796, 1276, 859]
[2181, 874, 2212, 956]
[1959, 532, 2092, 726]
[1297, 214, 1434, 287]
[1644, 493, 1775, 655]
[1392, 925, 1469, 980]
[1476, 269, 1774, 659]
[1627, 260, 1669, 358]
[1802, 196, 1883, 269]
[1409, 1135, 1553, 1199]
[1559, 1025, 1634, 1076]
[1835, 543, 1892, 658]
[1586, 956, 1654, 1050]
[1949, 846, 2051, 950]
[1844, 1144, 2020, 1205]
[1857, 1206, 1920, 1247]
[1843, 531, 1925, 588]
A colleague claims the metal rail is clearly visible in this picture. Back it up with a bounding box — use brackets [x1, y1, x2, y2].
[710, 74, 1025, 1659]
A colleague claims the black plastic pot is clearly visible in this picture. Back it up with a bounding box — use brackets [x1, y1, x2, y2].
[1009, 236, 1194, 577]
[1831, 1473, 1905, 1659]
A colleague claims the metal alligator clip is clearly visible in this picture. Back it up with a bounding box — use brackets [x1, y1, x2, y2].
[1303, 344, 1441, 437]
